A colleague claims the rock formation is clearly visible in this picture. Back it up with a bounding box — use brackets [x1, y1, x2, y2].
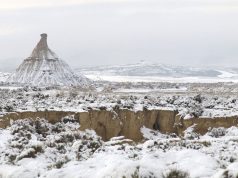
[9, 33, 91, 87]
[1, 109, 237, 141]
[0, 109, 180, 141]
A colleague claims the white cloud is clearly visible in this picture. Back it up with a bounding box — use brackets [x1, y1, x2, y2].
[0, 0, 130, 10]
[0, 0, 238, 11]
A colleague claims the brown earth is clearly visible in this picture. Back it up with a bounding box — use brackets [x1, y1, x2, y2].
[0, 109, 238, 141]
[175, 115, 238, 135]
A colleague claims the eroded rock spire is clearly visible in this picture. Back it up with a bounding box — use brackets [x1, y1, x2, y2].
[8, 33, 92, 87]
[30, 33, 57, 60]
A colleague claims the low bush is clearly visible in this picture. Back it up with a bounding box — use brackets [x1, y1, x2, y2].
[162, 168, 190, 178]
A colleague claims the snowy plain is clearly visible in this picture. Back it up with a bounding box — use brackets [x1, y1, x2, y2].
[0, 119, 238, 178]
[84, 74, 238, 83]
[1, 62, 238, 177]
[0, 83, 237, 177]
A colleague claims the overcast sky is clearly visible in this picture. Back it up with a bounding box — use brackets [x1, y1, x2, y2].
[0, 0, 238, 71]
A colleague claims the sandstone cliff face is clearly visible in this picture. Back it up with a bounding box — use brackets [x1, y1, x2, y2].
[116, 110, 156, 141]
[1, 109, 238, 141]
[175, 115, 238, 135]
[0, 109, 177, 141]
[77, 110, 122, 141]
[0, 111, 75, 128]
[156, 110, 178, 133]
[79, 109, 177, 141]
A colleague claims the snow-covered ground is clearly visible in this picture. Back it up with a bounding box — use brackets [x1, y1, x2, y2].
[0, 72, 10, 83]
[78, 62, 238, 83]
[0, 118, 238, 178]
[4, 61, 238, 84]
[114, 87, 187, 93]
[0, 86, 23, 90]
[0, 83, 237, 118]
[85, 74, 238, 83]
[1, 62, 238, 177]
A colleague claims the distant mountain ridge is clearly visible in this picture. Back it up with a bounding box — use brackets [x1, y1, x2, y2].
[77, 61, 238, 79]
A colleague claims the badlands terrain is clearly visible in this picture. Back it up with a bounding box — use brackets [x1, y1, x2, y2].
[1, 62, 238, 177]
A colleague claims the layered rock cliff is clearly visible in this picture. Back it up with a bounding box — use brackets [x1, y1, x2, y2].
[1, 109, 237, 141]
[0, 109, 176, 141]
[8, 33, 91, 87]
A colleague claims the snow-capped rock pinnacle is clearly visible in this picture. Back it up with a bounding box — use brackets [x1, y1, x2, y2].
[8, 34, 92, 87]
[31, 33, 51, 58]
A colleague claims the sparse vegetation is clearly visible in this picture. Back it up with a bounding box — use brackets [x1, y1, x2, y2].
[162, 168, 190, 178]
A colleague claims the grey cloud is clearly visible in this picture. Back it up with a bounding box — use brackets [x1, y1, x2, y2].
[0, 0, 238, 71]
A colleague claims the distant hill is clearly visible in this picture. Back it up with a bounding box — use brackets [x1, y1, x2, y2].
[76, 61, 238, 79]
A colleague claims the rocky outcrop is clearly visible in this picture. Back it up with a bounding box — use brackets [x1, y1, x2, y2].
[116, 110, 156, 141]
[8, 33, 91, 87]
[0, 111, 76, 128]
[1, 109, 238, 141]
[78, 110, 122, 141]
[155, 110, 178, 133]
[0, 109, 177, 141]
[175, 115, 238, 135]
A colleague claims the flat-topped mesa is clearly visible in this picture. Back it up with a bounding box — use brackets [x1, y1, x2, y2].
[8, 33, 92, 87]
[29, 33, 58, 60]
